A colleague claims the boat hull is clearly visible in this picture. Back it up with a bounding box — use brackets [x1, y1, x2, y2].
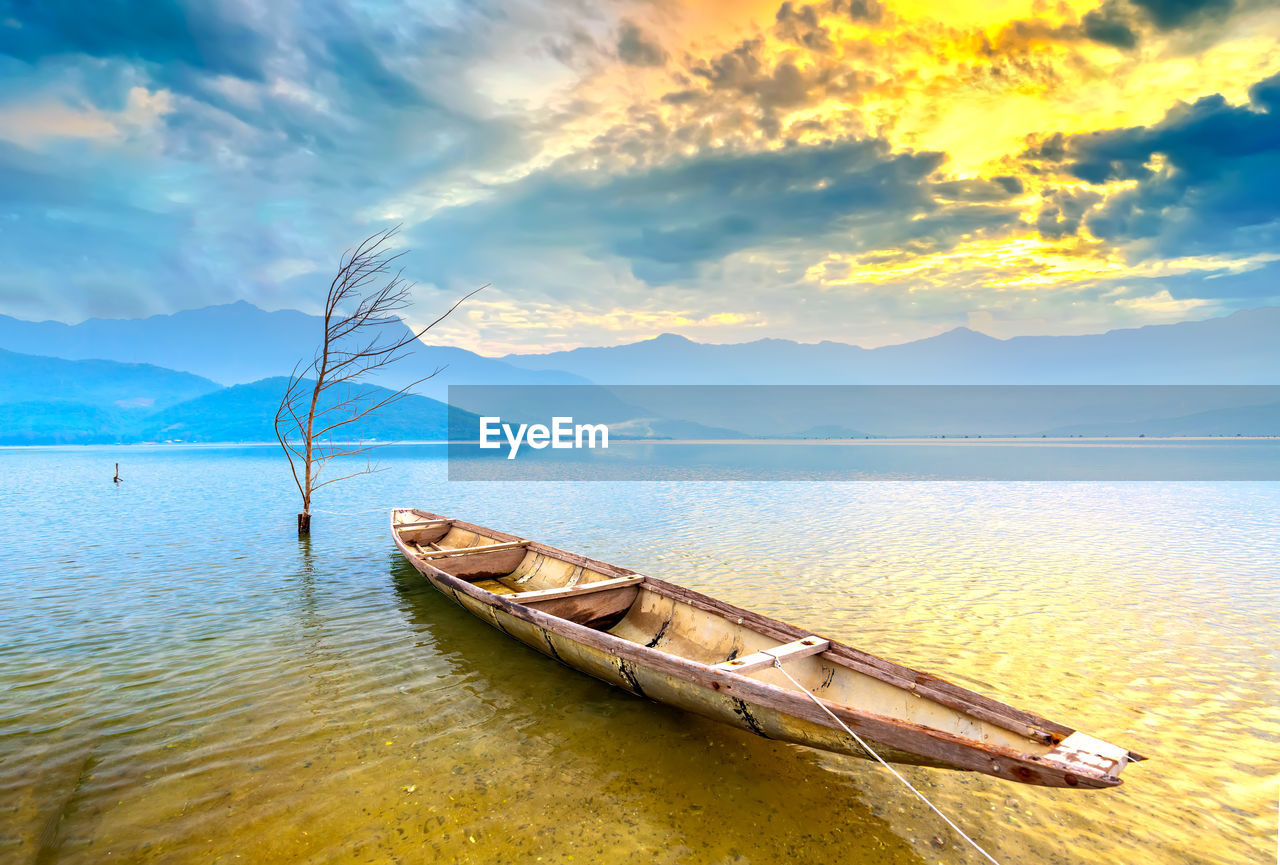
[422, 566, 942, 767]
[393, 510, 1140, 789]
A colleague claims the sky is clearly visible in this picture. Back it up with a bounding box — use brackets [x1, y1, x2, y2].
[0, 0, 1278, 354]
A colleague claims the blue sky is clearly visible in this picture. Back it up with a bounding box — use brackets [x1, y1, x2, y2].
[1, 0, 1278, 353]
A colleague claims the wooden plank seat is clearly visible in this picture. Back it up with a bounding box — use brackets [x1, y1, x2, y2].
[713, 636, 831, 675]
[414, 541, 528, 559]
[470, 574, 643, 600]
[503, 575, 646, 630]
[509, 575, 643, 604]
[395, 519, 453, 529]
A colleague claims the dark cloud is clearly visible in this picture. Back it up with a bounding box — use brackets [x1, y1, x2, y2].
[934, 178, 1027, 202]
[996, 0, 1243, 55]
[1073, 0, 1239, 49]
[993, 175, 1025, 194]
[1129, 0, 1234, 29]
[0, 0, 271, 81]
[616, 20, 667, 67]
[311, 21, 425, 108]
[1082, 1, 1139, 48]
[835, 0, 885, 23]
[1023, 131, 1068, 163]
[675, 35, 877, 143]
[1033, 72, 1280, 255]
[1035, 188, 1103, 239]
[405, 137, 1021, 285]
[775, 3, 834, 52]
[986, 2, 1139, 52]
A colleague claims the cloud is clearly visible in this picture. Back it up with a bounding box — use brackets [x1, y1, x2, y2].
[1032, 71, 1280, 259]
[1082, 1, 1140, 48]
[0, 85, 173, 147]
[0, 0, 272, 83]
[841, 0, 885, 24]
[0, 0, 1276, 347]
[423, 297, 769, 354]
[616, 20, 667, 67]
[0, 0, 576, 321]
[1035, 188, 1103, 239]
[405, 136, 1029, 288]
[1129, 0, 1234, 29]
[775, 2, 835, 52]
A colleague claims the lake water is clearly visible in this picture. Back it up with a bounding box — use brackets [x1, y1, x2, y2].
[1, 444, 1277, 864]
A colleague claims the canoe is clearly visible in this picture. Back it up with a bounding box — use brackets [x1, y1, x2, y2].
[391, 508, 1144, 789]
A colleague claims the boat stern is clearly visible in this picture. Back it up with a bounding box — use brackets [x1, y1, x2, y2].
[1042, 731, 1145, 786]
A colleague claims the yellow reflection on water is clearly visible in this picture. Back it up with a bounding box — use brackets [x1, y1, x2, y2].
[1, 456, 1276, 865]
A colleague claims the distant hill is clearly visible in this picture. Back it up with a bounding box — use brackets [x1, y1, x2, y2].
[0, 401, 132, 445]
[567, 384, 1280, 438]
[502, 307, 1280, 384]
[1044, 401, 1280, 437]
[0, 350, 475, 443]
[0, 349, 222, 444]
[0, 301, 589, 392]
[4, 355, 1278, 443]
[0, 347, 219, 408]
[143, 377, 468, 443]
[6, 303, 1280, 444]
[8, 302, 1279, 389]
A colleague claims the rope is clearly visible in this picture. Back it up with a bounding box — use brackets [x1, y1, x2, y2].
[771, 659, 1003, 865]
[307, 507, 394, 517]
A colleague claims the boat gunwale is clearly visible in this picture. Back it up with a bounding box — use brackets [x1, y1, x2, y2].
[391, 509, 1129, 788]
[398, 508, 640, 580]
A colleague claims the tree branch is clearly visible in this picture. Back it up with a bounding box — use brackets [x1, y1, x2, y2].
[274, 226, 484, 530]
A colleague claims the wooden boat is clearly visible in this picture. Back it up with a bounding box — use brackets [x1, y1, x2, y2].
[392, 509, 1144, 788]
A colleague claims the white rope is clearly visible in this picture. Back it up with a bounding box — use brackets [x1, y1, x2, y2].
[771, 659, 1003, 865]
[307, 507, 393, 517]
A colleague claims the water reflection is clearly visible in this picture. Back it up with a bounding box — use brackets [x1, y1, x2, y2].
[383, 554, 937, 865]
[0, 446, 1275, 865]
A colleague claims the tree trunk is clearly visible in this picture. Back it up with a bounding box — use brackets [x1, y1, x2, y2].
[298, 512, 312, 535]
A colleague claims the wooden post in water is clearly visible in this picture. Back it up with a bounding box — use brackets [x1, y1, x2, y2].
[298, 512, 311, 535]
[113, 463, 121, 484]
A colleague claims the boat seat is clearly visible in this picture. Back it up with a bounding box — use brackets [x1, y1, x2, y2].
[415, 540, 528, 559]
[509, 575, 643, 604]
[395, 519, 452, 530]
[712, 636, 830, 675]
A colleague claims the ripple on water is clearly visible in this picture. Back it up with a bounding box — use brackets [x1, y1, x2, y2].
[0, 447, 1277, 864]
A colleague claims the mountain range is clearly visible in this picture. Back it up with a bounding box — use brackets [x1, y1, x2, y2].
[0, 352, 464, 445]
[1, 303, 1279, 443]
[5, 303, 1280, 389]
[502, 307, 1280, 384]
[0, 301, 586, 394]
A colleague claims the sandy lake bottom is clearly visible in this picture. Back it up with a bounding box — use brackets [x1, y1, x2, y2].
[1, 444, 1277, 864]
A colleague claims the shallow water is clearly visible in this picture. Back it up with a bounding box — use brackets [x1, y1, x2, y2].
[1, 444, 1277, 864]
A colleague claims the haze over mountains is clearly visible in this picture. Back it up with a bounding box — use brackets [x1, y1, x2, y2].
[0, 348, 219, 408]
[0, 351, 461, 445]
[0, 349, 224, 444]
[1, 303, 1278, 443]
[0, 301, 587, 392]
[503, 307, 1280, 385]
[5, 302, 1279, 387]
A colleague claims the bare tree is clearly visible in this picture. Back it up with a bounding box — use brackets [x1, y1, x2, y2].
[275, 227, 483, 535]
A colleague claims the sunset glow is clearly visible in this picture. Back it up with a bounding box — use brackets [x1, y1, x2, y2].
[1, 0, 1278, 351]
